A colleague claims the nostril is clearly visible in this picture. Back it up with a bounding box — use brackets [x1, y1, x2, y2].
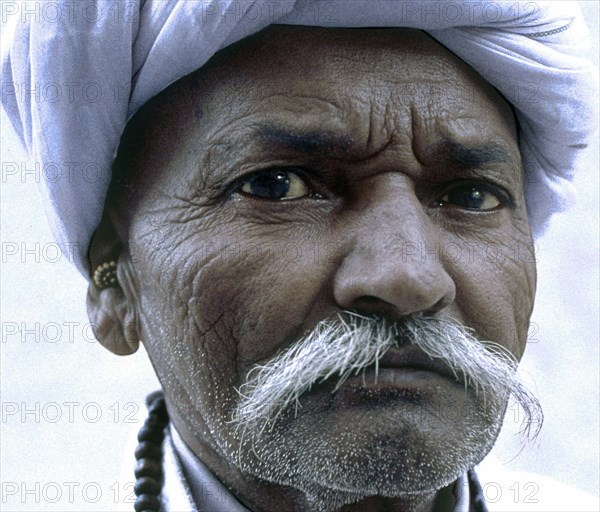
[426, 296, 450, 314]
[350, 295, 396, 315]
[359, 296, 382, 306]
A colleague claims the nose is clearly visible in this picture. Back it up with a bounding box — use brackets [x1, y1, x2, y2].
[333, 179, 455, 317]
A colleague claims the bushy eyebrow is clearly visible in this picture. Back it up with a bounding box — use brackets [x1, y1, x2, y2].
[431, 139, 514, 167]
[257, 124, 353, 155]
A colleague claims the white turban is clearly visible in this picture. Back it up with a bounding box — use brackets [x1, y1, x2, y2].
[2, 0, 597, 275]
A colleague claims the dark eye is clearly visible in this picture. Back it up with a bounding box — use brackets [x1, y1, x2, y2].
[437, 183, 504, 211]
[238, 169, 312, 200]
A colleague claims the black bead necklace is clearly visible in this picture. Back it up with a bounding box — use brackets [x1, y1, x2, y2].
[133, 391, 169, 512]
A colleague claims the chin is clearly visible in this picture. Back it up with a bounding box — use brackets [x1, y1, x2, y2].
[231, 393, 503, 504]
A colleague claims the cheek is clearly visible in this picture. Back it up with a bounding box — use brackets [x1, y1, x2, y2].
[445, 233, 536, 358]
[129, 216, 336, 401]
[126, 217, 245, 431]
[181, 232, 337, 375]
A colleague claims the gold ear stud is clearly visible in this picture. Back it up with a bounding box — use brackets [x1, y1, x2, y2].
[93, 260, 118, 289]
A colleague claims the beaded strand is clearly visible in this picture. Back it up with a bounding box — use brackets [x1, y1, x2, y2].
[134, 392, 169, 512]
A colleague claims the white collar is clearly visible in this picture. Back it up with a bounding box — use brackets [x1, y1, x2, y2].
[161, 425, 197, 512]
[163, 425, 250, 511]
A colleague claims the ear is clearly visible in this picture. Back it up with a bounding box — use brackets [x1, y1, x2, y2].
[86, 271, 140, 355]
[86, 211, 141, 355]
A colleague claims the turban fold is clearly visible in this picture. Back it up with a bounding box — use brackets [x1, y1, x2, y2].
[2, 0, 597, 275]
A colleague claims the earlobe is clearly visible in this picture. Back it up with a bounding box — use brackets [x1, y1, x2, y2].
[87, 275, 140, 355]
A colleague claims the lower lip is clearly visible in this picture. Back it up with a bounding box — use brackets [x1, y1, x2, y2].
[344, 367, 446, 386]
[327, 367, 452, 405]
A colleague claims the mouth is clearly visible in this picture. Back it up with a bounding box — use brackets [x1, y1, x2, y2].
[300, 345, 463, 407]
[375, 345, 459, 380]
[328, 347, 467, 411]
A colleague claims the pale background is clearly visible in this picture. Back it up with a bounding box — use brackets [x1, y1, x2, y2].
[1, 2, 598, 511]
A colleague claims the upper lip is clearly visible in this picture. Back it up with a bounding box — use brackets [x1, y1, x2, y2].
[374, 345, 460, 382]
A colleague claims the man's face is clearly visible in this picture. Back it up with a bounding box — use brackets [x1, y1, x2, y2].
[113, 26, 535, 508]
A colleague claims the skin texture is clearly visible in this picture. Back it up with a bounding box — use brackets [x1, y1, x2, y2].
[87, 26, 536, 511]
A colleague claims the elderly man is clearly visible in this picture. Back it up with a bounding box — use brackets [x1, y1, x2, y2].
[2, 1, 597, 511]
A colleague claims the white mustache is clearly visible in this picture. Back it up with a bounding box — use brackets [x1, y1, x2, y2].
[233, 312, 542, 440]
